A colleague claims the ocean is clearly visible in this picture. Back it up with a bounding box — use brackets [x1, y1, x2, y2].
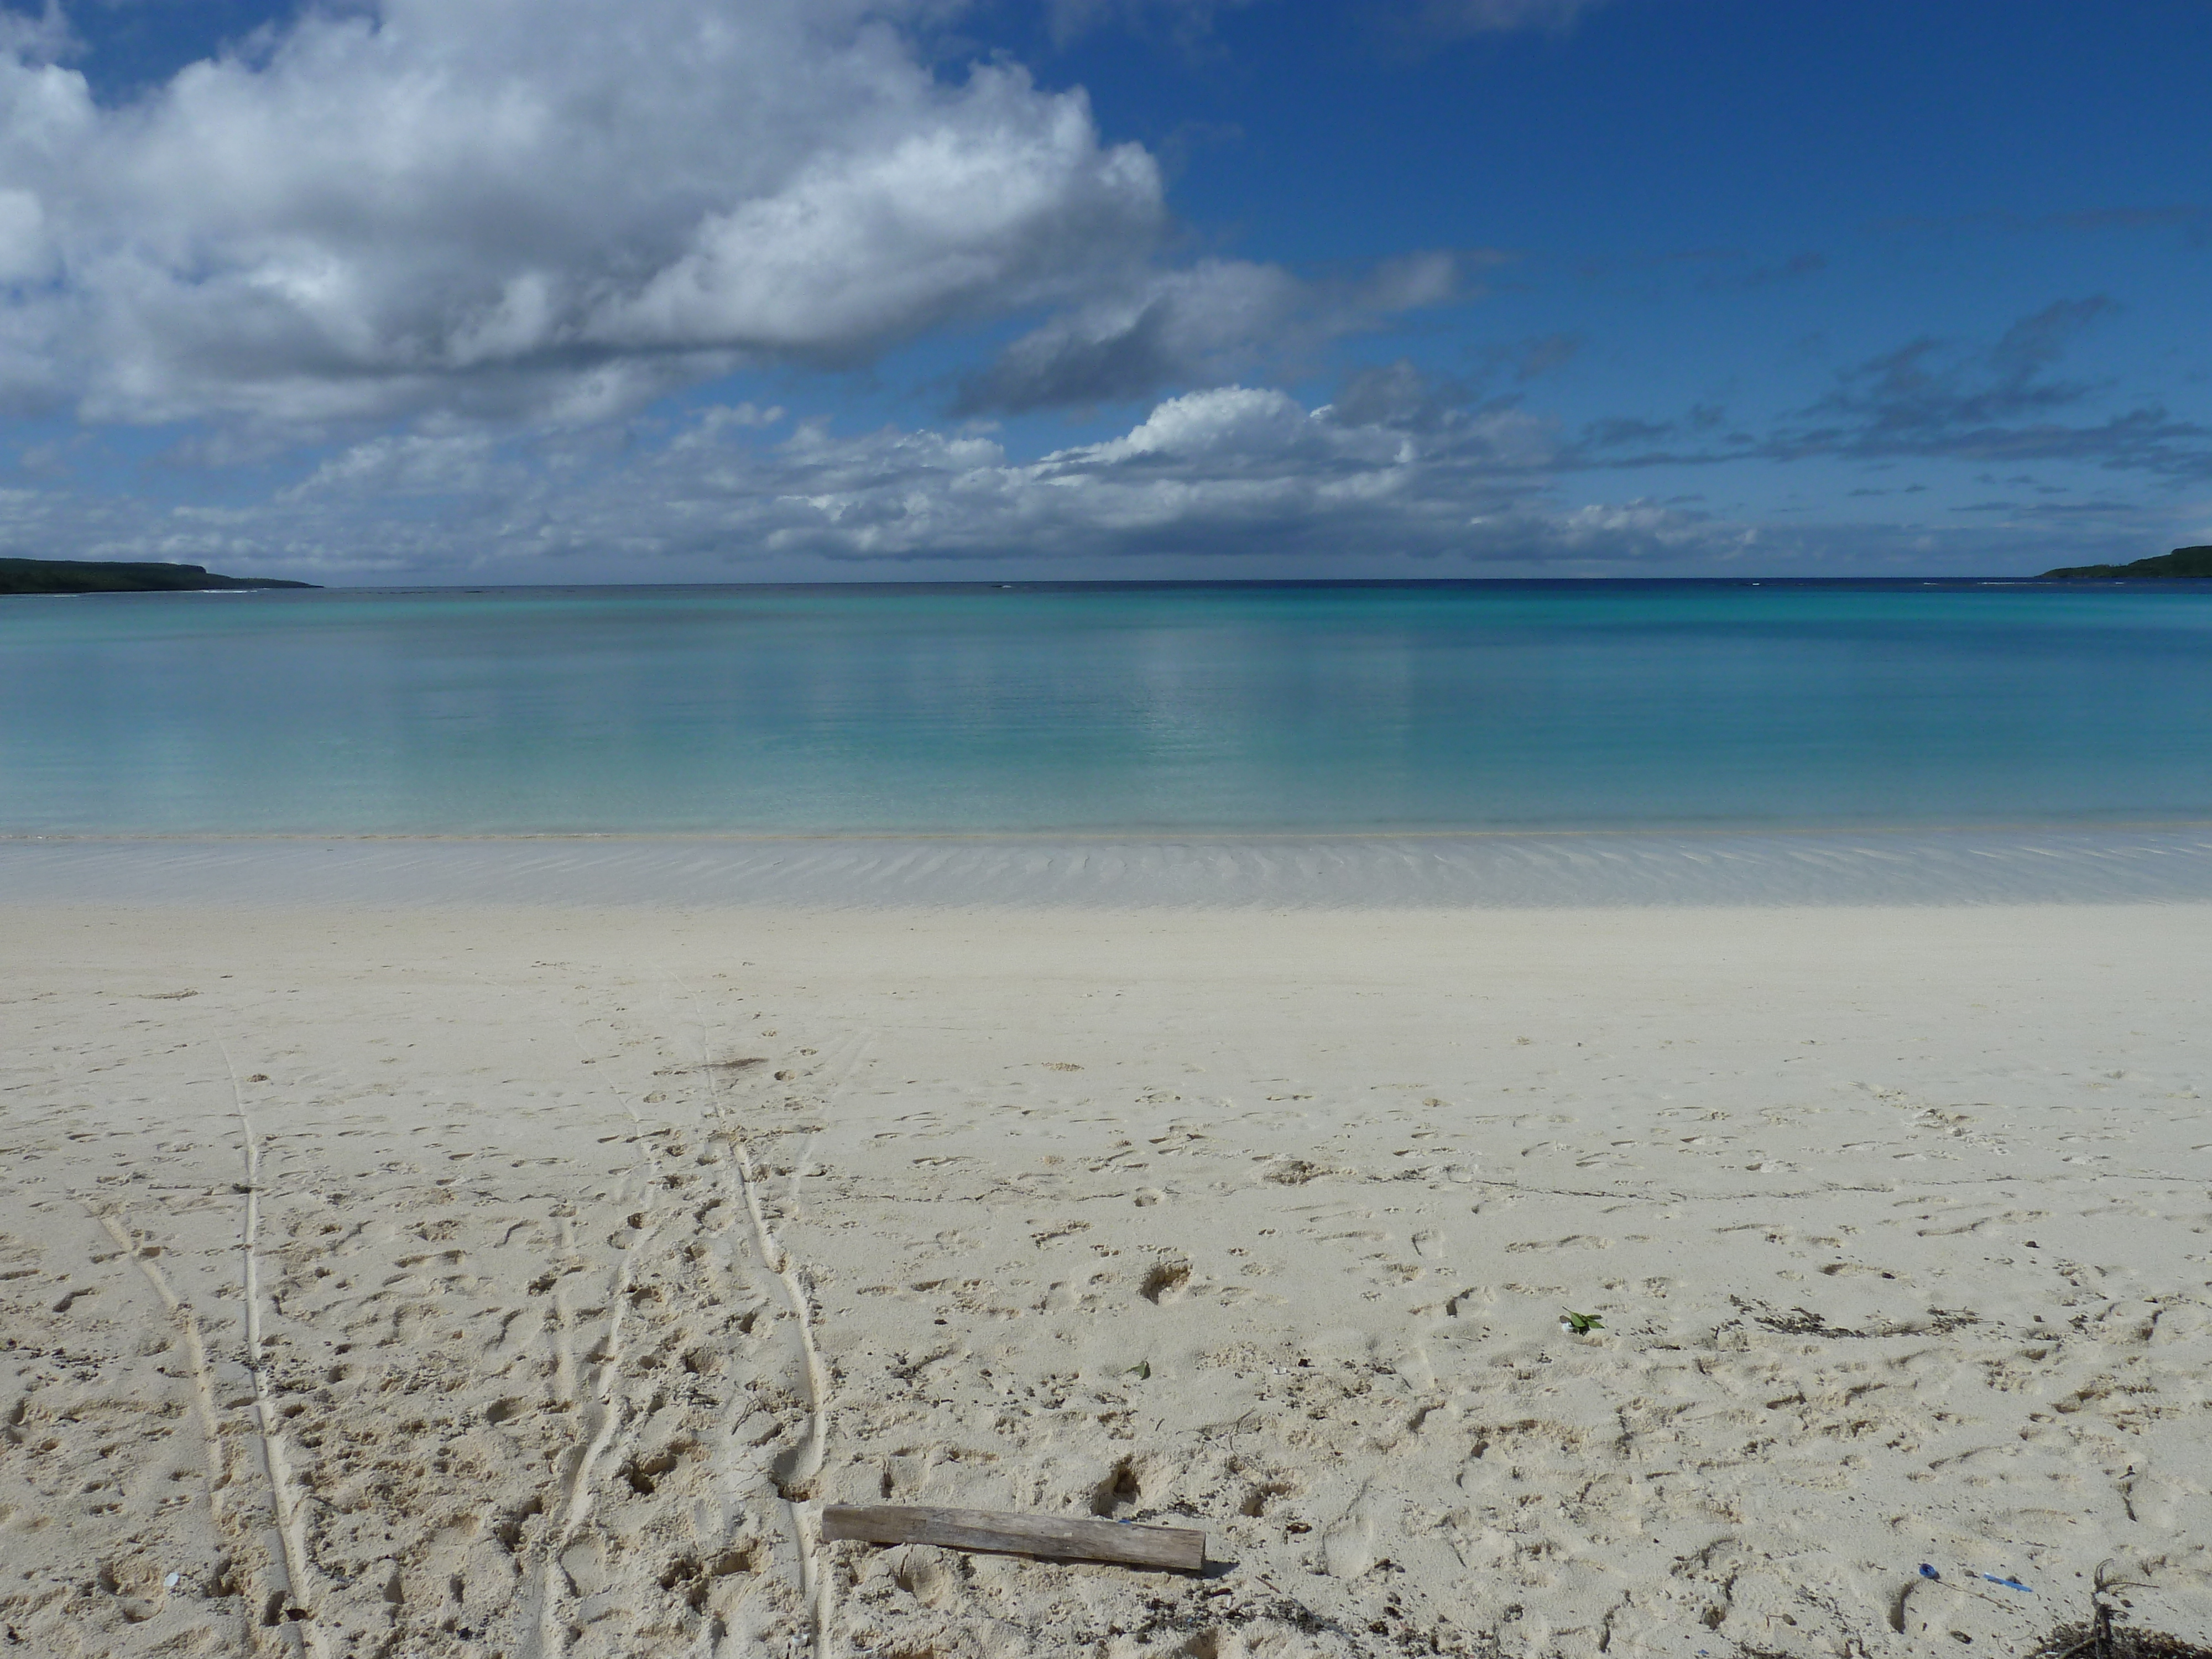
[7, 580, 2211, 839]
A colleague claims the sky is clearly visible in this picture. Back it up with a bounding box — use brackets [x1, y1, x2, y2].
[1, 0, 2209, 584]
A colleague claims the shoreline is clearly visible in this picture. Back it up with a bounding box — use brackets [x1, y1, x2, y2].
[10, 816, 2212, 842]
[7, 823, 2212, 909]
[2, 899, 2208, 1655]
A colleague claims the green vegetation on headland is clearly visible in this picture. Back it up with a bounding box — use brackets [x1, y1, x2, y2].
[0, 556, 317, 595]
[2041, 545, 2212, 579]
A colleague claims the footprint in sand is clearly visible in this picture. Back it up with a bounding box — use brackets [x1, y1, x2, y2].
[1141, 1259, 1192, 1303]
[1321, 1503, 1376, 1578]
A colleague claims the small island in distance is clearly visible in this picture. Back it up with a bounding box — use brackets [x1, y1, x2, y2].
[0, 556, 317, 594]
[2041, 544, 2212, 579]
[8, 547, 2210, 589]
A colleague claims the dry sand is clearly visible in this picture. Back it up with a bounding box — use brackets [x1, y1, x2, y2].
[1, 901, 2208, 1658]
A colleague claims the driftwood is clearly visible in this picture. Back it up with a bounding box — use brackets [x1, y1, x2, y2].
[820, 1504, 1205, 1572]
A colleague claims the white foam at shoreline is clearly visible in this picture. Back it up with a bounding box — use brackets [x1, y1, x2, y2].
[7, 826, 2212, 907]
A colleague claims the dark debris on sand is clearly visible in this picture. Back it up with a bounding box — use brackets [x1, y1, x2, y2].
[2029, 1617, 2212, 1659]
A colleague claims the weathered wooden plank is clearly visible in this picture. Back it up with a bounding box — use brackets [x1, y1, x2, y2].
[820, 1504, 1205, 1571]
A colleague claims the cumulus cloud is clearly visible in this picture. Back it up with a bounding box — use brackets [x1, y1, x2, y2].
[956, 250, 1463, 413]
[0, 0, 1165, 424]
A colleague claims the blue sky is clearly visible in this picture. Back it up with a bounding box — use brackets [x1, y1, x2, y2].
[2, 0, 2208, 581]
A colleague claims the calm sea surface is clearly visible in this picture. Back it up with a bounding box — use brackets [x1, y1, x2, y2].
[5, 580, 2211, 836]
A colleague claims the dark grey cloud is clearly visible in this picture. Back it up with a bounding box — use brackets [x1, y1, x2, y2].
[1561, 298, 2212, 478]
[1872, 205, 2210, 246]
[1404, 0, 1611, 39]
[1574, 246, 1825, 293]
[1582, 415, 1676, 448]
[1486, 331, 1583, 383]
[1327, 358, 1473, 430]
[1048, 0, 1615, 50]
[1812, 298, 2114, 436]
[1575, 401, 1720, 453]
[1772, 298, 2212, 471]
[1719, 251, 1827, 290]
[1041, 0, 1266, 50]
[954, 252, 1464, 414]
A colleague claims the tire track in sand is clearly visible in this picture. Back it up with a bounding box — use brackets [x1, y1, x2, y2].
[674, 977, 870, 1659]
[520, 1022, 669, 1659]
[77, 1195, 249, 1648]
[222, 1042, 329, 1659]
[82, 1203, 229, 1527]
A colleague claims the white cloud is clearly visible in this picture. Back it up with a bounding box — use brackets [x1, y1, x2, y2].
[0, 0, 1164, 424]
[1078, 383, 1318, 461]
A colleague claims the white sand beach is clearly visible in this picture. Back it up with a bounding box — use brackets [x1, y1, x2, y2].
[3, 897, 2209, 1657]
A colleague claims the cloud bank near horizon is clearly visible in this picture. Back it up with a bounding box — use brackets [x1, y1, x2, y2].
[9, 364, 2177, 584]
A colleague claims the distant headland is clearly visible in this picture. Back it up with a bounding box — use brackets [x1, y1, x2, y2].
[2041, 544, 2212, 580]
[0, 556, 317, 595]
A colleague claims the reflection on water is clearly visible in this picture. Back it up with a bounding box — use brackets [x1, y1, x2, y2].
[6, 580, 2212, 834]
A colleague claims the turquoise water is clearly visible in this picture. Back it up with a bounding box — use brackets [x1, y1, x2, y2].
[5, 581, 2211, 834]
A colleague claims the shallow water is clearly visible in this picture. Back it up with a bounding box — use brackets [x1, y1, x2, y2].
[7, 580, 2211, 834]
[8, 828, 2212, 909]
